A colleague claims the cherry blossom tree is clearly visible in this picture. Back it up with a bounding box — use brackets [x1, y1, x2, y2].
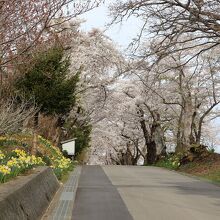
[0, 0, 101, 73]
[110, 0, 220, 63]
[88, 85, 146, 165]
[108, 0, 220, 155]
[127, 47, 220, 153]
[58, 21, 126, 163]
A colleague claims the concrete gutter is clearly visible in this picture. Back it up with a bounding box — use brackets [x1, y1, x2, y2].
[42, 166, 81, 220]
[0, 166, 60, 220]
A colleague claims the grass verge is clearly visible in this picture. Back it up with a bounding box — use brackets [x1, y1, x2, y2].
[155, 152, 220, 184]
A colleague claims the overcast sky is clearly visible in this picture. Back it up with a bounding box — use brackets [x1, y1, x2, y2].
[79, 3, 141, 50]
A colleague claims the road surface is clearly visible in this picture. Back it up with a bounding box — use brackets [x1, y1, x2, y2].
[72, 166, 220, 220]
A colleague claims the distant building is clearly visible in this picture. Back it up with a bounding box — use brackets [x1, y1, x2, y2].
[61, 138, 76, 159]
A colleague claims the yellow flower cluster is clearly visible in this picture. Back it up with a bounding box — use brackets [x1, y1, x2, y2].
[6, 155, 45, 169]
[13, 149, 26, 157]
[0, 135, 73, 183]
[0, 165, 11, 175]
[55, 157, 72, 170]
[0, 150, 5, 160]
[7, 157, 20, 168]
[11, 149, 45, 168]
[0, 148, 46, 182]
[38, 135, 72, 170]
[0, 136, 6, 141]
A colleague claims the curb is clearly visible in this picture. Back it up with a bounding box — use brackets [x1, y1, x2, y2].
[42, 166, 81, 220]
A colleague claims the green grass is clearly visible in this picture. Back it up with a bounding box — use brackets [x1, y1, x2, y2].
[156, 155, 220, 185]
[179, 162, 197, 170]
[197, 171, 220, 184]
[59, 163, 74, 183]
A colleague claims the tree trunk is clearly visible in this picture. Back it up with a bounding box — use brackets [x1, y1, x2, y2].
[139, 108, 165, 165]
[140, 118, 154, 165]
[176, 95, 194, 152]
[32, 111, 39, 155]
[151, 112, 166, 157]
[147, 141, 157, 165]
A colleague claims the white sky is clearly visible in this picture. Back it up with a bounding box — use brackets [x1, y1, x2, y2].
[79, 3, 141, 50]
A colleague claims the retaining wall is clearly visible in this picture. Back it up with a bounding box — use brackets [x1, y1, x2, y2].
[0, 166, 60, 220]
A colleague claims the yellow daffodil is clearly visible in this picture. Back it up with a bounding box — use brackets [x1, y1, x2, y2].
[0, 165, 11, 175]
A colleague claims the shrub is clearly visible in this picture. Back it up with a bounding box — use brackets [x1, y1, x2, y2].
[156, 154, 181, 170]
[15, 46, 80, 118]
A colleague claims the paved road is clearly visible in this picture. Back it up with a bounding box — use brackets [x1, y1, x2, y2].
[72, 166, 133, 220]
[72, 166, 220, 220]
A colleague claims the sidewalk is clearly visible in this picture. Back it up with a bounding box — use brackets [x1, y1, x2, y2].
[42, 166, 81, 220]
